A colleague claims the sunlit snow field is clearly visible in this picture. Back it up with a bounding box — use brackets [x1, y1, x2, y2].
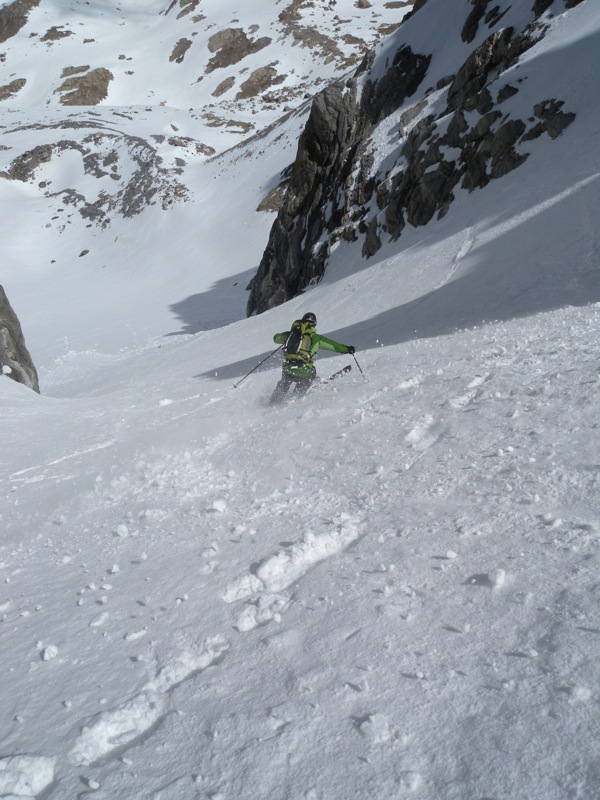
[1, 1, 600, 798]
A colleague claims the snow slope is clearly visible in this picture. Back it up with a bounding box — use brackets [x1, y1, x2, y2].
[2, 0, 600, 798]
[1, 0, 412, 151]
[3, 295, 600, 800]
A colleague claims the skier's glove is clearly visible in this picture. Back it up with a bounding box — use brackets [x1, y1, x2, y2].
[347, 345, 355, 355]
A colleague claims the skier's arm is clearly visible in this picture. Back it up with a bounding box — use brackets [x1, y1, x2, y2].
[273, 331, 289, 345]
[315, 334, 353, 354]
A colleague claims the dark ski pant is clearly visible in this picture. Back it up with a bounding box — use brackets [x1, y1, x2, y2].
[270, 369, 316, 405]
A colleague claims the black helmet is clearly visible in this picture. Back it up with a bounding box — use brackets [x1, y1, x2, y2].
[302, 312, 317, 325]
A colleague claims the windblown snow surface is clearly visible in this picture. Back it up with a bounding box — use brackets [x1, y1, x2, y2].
[1, 1, 600, 799]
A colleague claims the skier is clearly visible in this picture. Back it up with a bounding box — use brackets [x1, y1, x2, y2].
[270, 312, 355, 404]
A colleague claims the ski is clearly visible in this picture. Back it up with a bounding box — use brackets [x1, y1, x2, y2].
[268, 365, 352, 405]
[322, 364, 352, 383]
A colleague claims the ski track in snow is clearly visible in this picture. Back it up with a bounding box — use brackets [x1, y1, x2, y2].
[6, 442, 115, 486]
[433, 226, 477, 290]
[4, 410, 367, 788]
[37, 441, 365, 783]
[445, 371, 492, 409]
[6, 345, 600, 798]
[69, 637, 229, 766]
[400, 371, 493, 469]
[4, 326, 600, 798]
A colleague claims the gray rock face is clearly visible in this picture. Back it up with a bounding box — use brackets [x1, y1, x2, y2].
[0, 285, 39, 393]
[246, 2, 578, 316]
[247, 44, 431, 314]
[247, 80, 369, 311]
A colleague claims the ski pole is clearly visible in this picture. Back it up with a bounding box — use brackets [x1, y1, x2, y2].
[352, 353, 367, 381]
[233, 345, 283, 388]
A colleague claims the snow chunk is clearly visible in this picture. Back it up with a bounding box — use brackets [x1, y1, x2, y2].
[222, 573, 265, 603]
[466, 568, 507, 589]
[0, 755, 55, 797]
[490, 568, 506, 588]
[570, 685, 592, 703]
[256, 522, 361, 594]
[234, 605, 260, 632]
[234, 594, 289, 632]
[398, 770, 422, 791]
[69, 690, 167, 766]
[123, 627, 147, 642]
[89, 611, 109, 627]
[148, 637, 229, 694]
[359, 713, 392, 744]
[224, 518, 361, 600]
[41, 645, 58, 661]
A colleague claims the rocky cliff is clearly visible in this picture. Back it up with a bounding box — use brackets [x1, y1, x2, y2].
[0, 285, 39, 392]
[247, 0, 582, 315]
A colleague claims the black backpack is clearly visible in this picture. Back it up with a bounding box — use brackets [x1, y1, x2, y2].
[284, 320, 314, 363]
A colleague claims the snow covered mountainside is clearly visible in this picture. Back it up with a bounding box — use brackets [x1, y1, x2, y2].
[247, 0, 588, 313]
[0, 0, 413, 367]
[0, 0, 413, 239]
[2, 0, 600, 798]
[0, 0, 409, 134]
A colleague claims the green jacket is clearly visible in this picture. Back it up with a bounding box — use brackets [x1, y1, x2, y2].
[274, 324, 349, 377]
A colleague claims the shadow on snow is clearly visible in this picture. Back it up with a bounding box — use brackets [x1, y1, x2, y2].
[198, 172, 600, 383]
[166, 267, 257, 336]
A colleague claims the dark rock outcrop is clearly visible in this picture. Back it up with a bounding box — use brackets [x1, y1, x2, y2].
[446, 28, 537, 114]
[365, 45, 432, 125]
[247, 80, 368, 310]
[246, 3, 577, 316]
[532, 0, 554, 16]
[0, 285, 39, 393]
[247, 45, 431, 314]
